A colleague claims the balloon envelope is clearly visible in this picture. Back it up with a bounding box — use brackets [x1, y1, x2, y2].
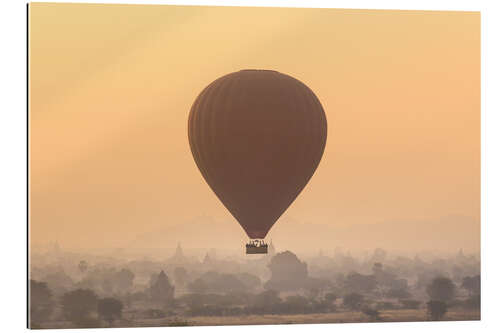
[188, 70, 327, 239]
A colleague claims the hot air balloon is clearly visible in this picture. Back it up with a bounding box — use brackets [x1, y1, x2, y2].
[188, 70, 327, 254]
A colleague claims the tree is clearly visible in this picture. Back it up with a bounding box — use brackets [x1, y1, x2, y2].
[281, 295, 310, 314]
[324, 293, 337, 304]
[97, 297, 123, 325]
[310, 298, 331, 313]
[224, 274, 248, 293]
[344, 272, 377, 293]
[250, 290, 282, 314]
[371, 263, 398, 288]
[463, 294, 480, 310]
[61, 289, 98, 327]
[343, 293, 364, 310]
[124, 290, 148, 307]
[29, 280, 55, 325]
[264, 251, 308, 291]
[426, 277, 456, 302]
[385, 287, 412, 299]
[461, 275, 480, 296]
[237, 272, 261, 291]
[307, 287, 320, 300]
[322, 293, 338, 312]
[427, 300, 447, 320]
[305, 277, 332, 297]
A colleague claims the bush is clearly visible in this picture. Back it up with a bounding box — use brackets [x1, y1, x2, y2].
[463, 294, 480, 310]
[97, 297, 123, 324]
[362, 307, 381, 321]
[188, 304, 225, 316]
[385, 287, 412, 299]
[143, 309, 166, 319]
[324, 293, 337, 303]
[310, 299, 332, 313]
[427, 300, 447, 321]
[376, 301, 397, 310]
[343, 293, 364, 310]
[399, 299, 421, 309]
[280, 295, 310, 314]
[166, 319, 190, 326]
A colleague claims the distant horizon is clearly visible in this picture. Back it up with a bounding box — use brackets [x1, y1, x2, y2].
[30, 212, 480, 256]
[30, 241, 480, 260]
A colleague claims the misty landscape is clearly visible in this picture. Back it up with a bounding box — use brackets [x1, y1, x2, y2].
[29, 239, 480, 328]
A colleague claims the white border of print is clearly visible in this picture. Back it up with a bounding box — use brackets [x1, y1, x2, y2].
[1, 0, 498, 333]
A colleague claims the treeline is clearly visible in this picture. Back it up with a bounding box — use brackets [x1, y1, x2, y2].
[29, 249, 481, 328]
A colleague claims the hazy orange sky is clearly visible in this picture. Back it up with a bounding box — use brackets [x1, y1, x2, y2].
[29, 3, 480, 253]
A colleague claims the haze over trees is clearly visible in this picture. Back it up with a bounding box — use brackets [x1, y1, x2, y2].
[29, 244, 480, 328]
